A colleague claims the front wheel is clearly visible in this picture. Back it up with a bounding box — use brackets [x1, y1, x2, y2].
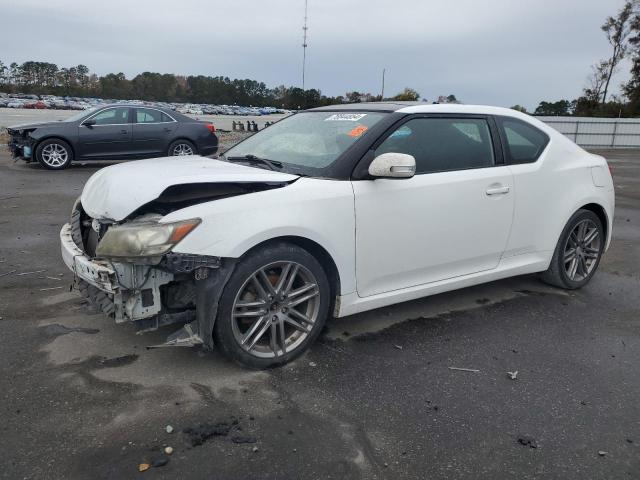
[36, 139, 73, 170]
[168, 139, 196, 156]
[214, 243, 331, 369]
[540, 209, 604, 289]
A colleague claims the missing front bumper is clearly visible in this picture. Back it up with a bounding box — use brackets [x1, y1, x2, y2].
[7, 131, 34, 160]
[60, 223, 232, 348]
[60, 223, 174, 322]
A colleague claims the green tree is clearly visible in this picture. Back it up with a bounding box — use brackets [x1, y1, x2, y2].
[0, 60, 6, 84]
[533, 100, 574, 116]
[345, 91, 363, 103]
[392, 87, 420, 101]
[98, 72, 131, 98]
[600, 1, 634, 103]
[510, 105, 528, 113]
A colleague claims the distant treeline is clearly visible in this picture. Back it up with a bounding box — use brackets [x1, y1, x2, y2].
[0, 60, 424, 109]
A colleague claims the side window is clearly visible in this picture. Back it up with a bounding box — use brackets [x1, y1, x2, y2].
[90, 107, 130, 125]
[136, 108, 167, 123]
[498, 117, 549, 164]
[375, 117, 495, 174]
[161, 113, 174, 123]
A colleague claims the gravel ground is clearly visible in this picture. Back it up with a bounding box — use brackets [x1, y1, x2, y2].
[0, 148, 638, 479]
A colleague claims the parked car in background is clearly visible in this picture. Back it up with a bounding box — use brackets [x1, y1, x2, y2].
[24, 100, 47, 109]
[59, 103, 614, 368]
[7, 104, 218, 169]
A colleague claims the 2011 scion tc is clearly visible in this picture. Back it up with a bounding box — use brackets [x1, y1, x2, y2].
[59, 103, 614, 368]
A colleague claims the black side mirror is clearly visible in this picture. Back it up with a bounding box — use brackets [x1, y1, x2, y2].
[83, 119, 96, 127]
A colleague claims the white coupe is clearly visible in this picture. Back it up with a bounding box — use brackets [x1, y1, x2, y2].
[60, 103, 614, 368]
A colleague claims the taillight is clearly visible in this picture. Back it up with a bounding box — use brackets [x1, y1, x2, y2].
[608, 163, 613, 175]
[206, 123, 216, 134]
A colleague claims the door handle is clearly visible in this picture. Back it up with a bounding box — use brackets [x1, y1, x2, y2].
[120, 129, 128, 134]
[164, 128, 172, 132]
[485, 185, 510, 196]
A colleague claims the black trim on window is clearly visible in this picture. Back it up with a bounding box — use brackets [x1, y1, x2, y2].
[495, 115, 550, 165]
[351, 113, 503, 180]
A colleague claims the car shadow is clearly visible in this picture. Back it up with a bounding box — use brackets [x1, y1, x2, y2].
[324, 273, 567, 340]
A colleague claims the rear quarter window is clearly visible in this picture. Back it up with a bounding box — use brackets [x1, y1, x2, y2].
[498, 117, 549, 164]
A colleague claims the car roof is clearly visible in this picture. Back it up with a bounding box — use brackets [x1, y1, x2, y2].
[91, 104, 192, 121]
[308, 102, 523, 117]
[309, 102, 424, 112]
[96, 103, 170, 110]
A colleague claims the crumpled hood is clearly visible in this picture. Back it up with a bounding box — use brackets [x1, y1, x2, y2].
[81, 156, 299, 221]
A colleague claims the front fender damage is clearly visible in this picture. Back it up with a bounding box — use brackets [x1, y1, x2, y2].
[157, 260, 236, 349]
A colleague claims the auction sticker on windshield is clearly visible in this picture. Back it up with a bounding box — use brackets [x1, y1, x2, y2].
[325, 113, 367, 121]
[348, 125, 368, 137]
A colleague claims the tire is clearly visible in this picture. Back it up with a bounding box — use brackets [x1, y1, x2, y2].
[214, 242, 331, 369]
[168, 139, 197, 156]
[35, 138, 73, 170]
[540, 209, 605, 289]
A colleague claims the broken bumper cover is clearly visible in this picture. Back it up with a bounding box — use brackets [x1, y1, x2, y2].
[60, 223, 174, 323]
[60, 223, 117, 293]
[6, 129, 34, 159]
[60, 222, 232, 349]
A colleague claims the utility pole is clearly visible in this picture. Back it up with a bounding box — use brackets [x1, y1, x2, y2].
[381, 68, 385, 100]
[302, 0, 308, 91]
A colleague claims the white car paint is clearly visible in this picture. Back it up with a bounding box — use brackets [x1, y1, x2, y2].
[76, 104, 614, 319]
[81, 156, 298, 221]
[353, 165, 514, 297]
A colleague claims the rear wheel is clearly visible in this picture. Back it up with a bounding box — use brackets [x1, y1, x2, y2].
[540, 209, 604, 289]
[36, 139, 73, 170]
[214, 243, 330, 369]
[168, 139, 196, 156]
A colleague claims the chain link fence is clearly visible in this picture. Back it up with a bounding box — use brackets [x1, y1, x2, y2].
[538, 116, 640, 149]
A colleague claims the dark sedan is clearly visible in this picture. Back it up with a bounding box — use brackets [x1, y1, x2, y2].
[6, 104, 219, 170]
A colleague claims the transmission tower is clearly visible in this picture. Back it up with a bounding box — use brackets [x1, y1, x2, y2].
[302, 0, 308, 91]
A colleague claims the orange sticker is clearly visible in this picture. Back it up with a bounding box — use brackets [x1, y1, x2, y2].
[348, 125, 368, 137]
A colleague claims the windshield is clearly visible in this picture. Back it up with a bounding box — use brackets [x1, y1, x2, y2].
[223, 111, 387, 173]
[63, 107, 99, 122]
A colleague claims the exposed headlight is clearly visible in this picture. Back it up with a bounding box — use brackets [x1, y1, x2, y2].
[95, 218, 201, 259]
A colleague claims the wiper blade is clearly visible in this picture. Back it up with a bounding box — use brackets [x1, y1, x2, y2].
[226, 154, 283, 170]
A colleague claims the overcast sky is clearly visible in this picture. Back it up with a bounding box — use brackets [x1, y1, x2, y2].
[1, 0, 630, 109]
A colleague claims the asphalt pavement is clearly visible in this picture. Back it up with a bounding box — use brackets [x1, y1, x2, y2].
[0, 148, 638, 479]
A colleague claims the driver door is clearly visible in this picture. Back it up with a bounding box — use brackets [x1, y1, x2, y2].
[353, 115, 514, 297]
[77, 107, 133, 159]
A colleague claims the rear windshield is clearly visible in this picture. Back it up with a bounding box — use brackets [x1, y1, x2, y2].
[223, 111, 387, 172]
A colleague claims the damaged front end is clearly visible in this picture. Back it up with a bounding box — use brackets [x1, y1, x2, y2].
[60, 201, 235, 349]
[6, 127, 36, 161]
[60, 157, 297, 349]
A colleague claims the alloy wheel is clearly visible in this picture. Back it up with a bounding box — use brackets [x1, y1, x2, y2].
[231, 261, 321, 359]
[172, 143, 194, 156]
[563, 219, 601, 281]
[41, 143, 69, 167]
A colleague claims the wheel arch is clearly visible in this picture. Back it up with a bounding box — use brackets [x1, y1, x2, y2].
[579, 202, 609, 244]
[168, 137, 198, 154]
[33, 135, 76, 159]
[240, 235, 342, 309]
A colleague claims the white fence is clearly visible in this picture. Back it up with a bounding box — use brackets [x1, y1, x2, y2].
[538, 116, 640, 149]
